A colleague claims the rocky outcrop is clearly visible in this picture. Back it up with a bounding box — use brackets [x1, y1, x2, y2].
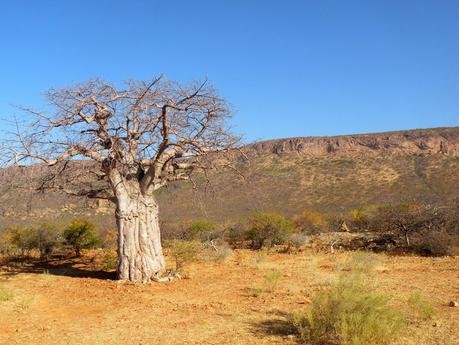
[1, 127, 458, 227]
[247, 127, 459, 157]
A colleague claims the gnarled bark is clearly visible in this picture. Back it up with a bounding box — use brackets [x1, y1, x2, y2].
[116, 192, 165, 282]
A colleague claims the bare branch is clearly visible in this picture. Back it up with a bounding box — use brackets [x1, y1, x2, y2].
[2, 76, 240, 200]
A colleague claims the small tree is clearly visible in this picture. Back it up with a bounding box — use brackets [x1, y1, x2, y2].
[4, 226, 39, 257]
[63, 219, 101, 256]
[370, 203, 437, 246]
[246, 212, 293, 249]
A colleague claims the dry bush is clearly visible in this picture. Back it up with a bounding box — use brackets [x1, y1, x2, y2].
[101, 228, 118, 250]
[0, 230, 15, 258]
[412, 229, 457, 257]
[225, 222, 247, 247]
[40, 269, 55, 287]
[160, 221, 189, 241]
[285, 232, 309, 252]
[99, 250, 118, 270]
[347, 207, 377, 231]
[338, 251, 382, 273]
[200, 240, 232, 262]
[15, 295, 35, 311]
[369, 203, 437, 246]
[35, 222, 63, 259]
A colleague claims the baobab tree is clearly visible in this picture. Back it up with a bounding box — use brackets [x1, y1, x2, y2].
[4, 76, 239, 282]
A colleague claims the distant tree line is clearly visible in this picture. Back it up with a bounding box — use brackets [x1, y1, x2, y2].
[1, 201, 457, 267]
[0, 219, 101, 259]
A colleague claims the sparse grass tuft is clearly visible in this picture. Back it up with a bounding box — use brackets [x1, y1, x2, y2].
[339, 251, 382, 273]
[15, 295, 35, 311]
[264, 269, 282, 293]
[250, 287, 264, 297]
[256, 250, 267, 264]
[408, 291, 435, 320]
[248, 249, 269, 268]
[40, 269, 55, 287]
[0, 284, 13, 302]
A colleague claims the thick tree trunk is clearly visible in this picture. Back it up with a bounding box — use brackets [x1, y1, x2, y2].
[115, 193, 165, 282]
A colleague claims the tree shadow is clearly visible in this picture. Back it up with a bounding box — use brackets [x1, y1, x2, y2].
[0, 255, 116, 280]
[250, 310, 299, 341]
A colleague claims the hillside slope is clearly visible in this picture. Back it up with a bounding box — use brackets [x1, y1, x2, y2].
[1, 127, 458, 228]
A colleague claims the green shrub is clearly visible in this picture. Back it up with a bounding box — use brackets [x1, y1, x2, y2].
[186, 219, 219, 242]
[166, 240, 202, 271]
[63, 219, 101, 256]
[295, 252, 404, 345]
[293, 277, 405, 345]
[2, 226, 39, 257]
[246, 212, 294, 249]
[408, 291, 435, 320]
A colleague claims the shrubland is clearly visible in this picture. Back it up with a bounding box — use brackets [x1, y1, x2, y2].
[0, 219, 101, 260]
[0, 201, 457, 270]
[0, 205, 456, 345]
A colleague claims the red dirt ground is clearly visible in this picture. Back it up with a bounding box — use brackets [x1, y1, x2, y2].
[0, 250, 457, 345]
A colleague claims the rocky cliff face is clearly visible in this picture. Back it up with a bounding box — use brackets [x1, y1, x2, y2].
[247, 127, 459, 157]
[1, 127, 458, 227]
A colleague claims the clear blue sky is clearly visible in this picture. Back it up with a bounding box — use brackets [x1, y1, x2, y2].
[0, 0, 458, 142]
